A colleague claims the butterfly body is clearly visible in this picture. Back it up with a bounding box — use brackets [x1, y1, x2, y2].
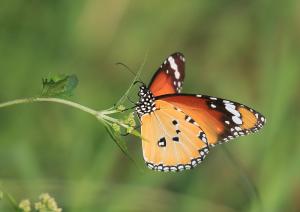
[136, 53, 266, 172]
[135, 85, 156, 117]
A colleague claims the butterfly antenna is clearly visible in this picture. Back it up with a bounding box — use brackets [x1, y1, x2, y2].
[115, 62, 144, 83]
[115, 62, 145, 89]
[115, 52, 147, 106]
[133, 80, 145, 86]
[116, 62, 135, 76]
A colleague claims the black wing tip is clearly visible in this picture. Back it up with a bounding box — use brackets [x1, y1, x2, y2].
[170, 52, 185, 61]
[254, 112, 266, 130]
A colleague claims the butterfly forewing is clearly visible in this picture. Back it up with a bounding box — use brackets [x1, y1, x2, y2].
[149, 52, 185, 96]
[157, 94, 266, 146]
[141, 100, 209, 172]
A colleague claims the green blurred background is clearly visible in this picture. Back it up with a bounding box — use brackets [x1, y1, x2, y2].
[1, 0, 300, 211]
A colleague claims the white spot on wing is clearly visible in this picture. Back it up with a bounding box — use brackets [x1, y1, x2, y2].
[232, 116, 242, 125]
[223, 100, 232, 104]
[180, 55, 185, 62]
[168, 56, 180, 79]
[174, 71, 180, 79]
[235, 126, 242, 131]
[225, 104, 240, 117]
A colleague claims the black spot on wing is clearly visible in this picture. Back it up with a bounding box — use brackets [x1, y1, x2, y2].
[158, 137, 166, 147]
[172, 136, 179, 142]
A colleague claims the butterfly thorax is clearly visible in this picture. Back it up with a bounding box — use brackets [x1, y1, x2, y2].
[136, 85, 156, 117]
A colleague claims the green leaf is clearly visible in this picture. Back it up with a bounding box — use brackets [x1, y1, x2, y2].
[104, 123, 129, 155]
[41, 73, 78, 97]
[103, 123, 143, 171]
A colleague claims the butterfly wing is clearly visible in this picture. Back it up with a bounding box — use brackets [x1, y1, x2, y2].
[141, 100, 209, 172]
[148, 52, 185, 96]
[156, 94, 266, 146]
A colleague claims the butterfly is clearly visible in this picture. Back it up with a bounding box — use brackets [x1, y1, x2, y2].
[135, 52, 266, 172]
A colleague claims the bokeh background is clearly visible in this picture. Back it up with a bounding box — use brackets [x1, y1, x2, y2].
[1, 0, 300, 211]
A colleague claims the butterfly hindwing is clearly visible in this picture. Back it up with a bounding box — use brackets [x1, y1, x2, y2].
[149, 52, 185, 96]
[141, 100, 209, 172]
[157, 94, 266, 146]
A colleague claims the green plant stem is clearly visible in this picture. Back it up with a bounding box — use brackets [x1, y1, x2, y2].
[0, 97, 127, 128]
[99, 114, 128, 128]
[100, 110, 119, 115]
[0, 97, 97, 116]
[0, 97, 142, 139]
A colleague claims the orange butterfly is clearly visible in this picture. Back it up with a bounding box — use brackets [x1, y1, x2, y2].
[135, 53, 266, 172]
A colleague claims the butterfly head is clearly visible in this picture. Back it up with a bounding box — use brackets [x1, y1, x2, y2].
[137, 84, 147, 96]
[135, 85, 156, 117]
